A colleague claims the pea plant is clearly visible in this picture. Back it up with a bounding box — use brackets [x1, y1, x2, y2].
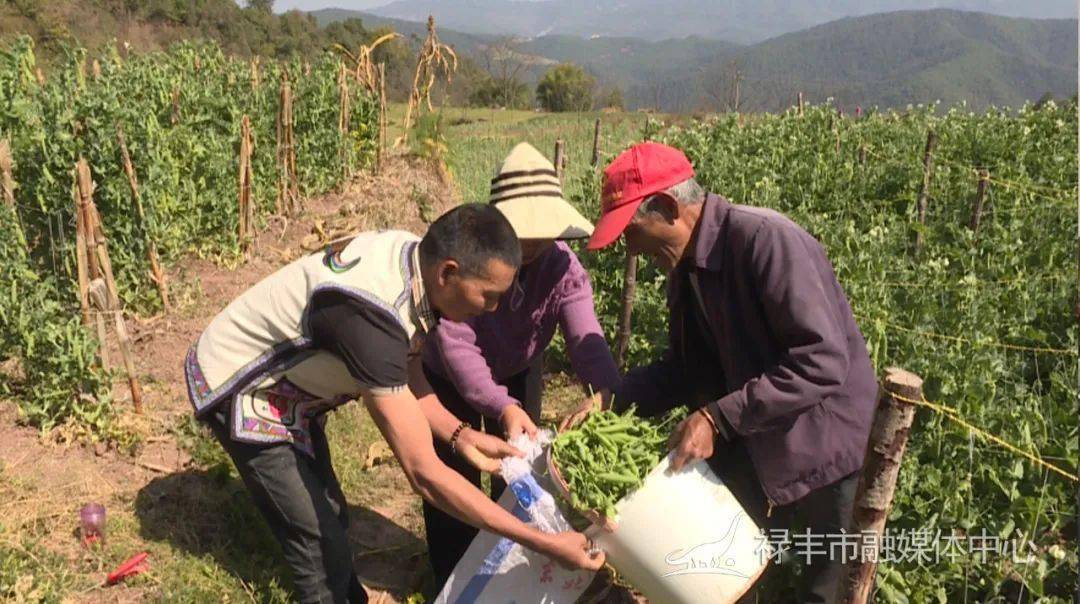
[0, 37, 377, 435]
[566, 102, 1077, 601]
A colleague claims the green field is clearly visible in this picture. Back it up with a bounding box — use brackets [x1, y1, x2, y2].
[445, 102, 1078, 601]
[0, 32, 1076, 599]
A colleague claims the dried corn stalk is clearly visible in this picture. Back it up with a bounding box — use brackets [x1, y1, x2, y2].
[397, 15, 457, 147]
[338, 63, 352, 180]
[276, 71, 299, 215]
[335, 32, 401, 95]
[238, 115, 255, 256]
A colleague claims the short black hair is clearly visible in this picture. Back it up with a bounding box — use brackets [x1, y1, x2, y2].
[419, 203, 522, 277]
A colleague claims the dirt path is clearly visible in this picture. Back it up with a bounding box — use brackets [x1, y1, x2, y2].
[0, 154, 457, 602]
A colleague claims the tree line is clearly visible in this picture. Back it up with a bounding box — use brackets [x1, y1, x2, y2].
[1, 0, 623, 113]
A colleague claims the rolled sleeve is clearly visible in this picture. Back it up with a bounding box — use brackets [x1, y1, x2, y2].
[710, 222, 850, 435]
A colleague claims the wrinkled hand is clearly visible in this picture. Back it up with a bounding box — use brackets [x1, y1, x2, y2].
[559, 399, 596, 433]
[558, 389, 610, 432]
[667, 410, 716, 473]
[456, 428, 523, 473]
[541, 531, 606, 571]
[501, 404, 538, 440]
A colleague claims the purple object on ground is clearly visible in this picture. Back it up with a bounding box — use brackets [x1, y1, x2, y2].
[80, 503, 106, 545]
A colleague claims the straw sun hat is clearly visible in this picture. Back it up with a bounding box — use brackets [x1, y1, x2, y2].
[488, 142, 594, 240]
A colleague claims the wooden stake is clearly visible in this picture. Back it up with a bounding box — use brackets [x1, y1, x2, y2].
[170, 87, 181, 125]
[378, 62, 387, 174]
[591, 118, 602, 167]
[969, 169, 990, 233]
[238, 115, 255, 256]
[913, 129, 937, 254]
[797, 91, 805, 116]
[250, 57, 260, 90]
[840, 368, 923, 604]
[2, 140, 16, 208]
[614, 253, 638, 369]
[76, 160, 109, 370]
[76, 161, 101, 286]
[553, 139, 565, 182]
[87, 201, 144, 413]
[73, 180, 91, 327]
[0, 140, 27, 254]
[117, 124, 170, 311]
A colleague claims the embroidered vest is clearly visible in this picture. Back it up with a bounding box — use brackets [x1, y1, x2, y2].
[184, 230, 427, 454]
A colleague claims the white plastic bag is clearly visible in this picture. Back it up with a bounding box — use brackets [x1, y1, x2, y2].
[435, 430, 596, 604]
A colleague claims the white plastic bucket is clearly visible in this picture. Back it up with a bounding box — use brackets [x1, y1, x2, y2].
[550, 452, 768, 603]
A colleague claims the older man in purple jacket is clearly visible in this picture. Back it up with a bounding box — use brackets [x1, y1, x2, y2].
[582, 142, 878, 603]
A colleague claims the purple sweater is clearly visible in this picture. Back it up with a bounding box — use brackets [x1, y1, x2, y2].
[423, 242, 619, 418]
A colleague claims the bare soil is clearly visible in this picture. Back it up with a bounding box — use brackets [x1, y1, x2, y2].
[0, 154, 457, 602]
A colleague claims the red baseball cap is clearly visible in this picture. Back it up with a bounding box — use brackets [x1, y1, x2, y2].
[587, 142, 695, 250]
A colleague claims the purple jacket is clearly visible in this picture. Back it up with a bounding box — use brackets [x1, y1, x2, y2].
[423, 242, 619, 418]
[616, 194, 878, 506]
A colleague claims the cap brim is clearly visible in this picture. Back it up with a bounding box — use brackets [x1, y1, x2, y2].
[586, 198, 643, 250]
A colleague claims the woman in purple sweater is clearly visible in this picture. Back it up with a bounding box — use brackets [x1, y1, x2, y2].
[421, 142, 620, 586]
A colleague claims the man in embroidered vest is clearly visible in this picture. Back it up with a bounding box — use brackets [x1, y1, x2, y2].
[580, 143, 878, 603]
[185, 204, 605, 603]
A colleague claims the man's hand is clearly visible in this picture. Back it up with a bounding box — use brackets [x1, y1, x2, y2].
[558, 389, 611, 432]
[501, 404, 538, 440]
[539, 531, 606, 571]
[456, 427, 523, 473]
[668, 410, 716, 472]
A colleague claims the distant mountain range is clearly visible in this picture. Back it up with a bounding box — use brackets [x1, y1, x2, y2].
[355, 0, 1076, 44]
[314, 8, 1077, 112]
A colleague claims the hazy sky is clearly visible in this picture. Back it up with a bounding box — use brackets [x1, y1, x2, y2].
[275, 0, 389, 11]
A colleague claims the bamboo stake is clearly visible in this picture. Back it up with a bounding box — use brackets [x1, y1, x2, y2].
[840, 368, 923, 604]
[797, 91, 805, 116]
[913, 129, 937, 254]
[116, 124, 170, 311]
[969, 169, 990, 233]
